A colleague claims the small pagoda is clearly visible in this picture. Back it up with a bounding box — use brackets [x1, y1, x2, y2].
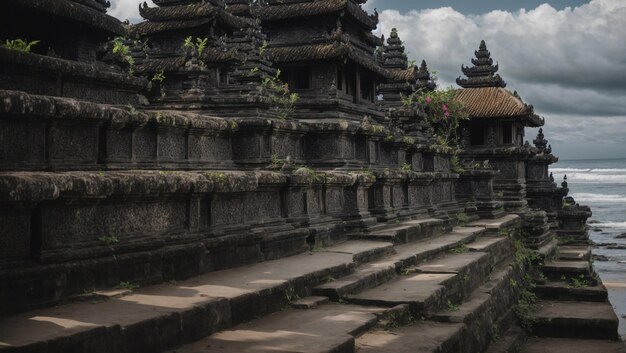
[378, 28, 435, 110]
[456, 41, 555, 251]
[132, 0, 274, 116]
[456, 41, 544, 212]
[255, 0, 391, 121]
[456, 40, 506, 89]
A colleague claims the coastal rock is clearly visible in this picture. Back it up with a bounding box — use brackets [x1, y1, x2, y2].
[615, 233, 626, 239]
[593, 254, 609, 262]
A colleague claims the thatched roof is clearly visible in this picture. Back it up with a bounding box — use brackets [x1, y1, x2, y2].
[4, 0, 125, 36]
[455, 87, 544, 126]
[267, 42, 392, 79]
[137, 48, 240, 72]
[255, 0, 377, 30]
[133, 18, 214, 36]
[138, 2, 253, 29]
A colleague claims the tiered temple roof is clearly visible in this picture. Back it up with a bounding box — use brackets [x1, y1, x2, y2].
[255, 0, 379, 30]
[382, 28, 407, 69]
[456, 40, 506, 89]
[1, 0, 126, 59]
[455, 41, 542, 127]
[134, 1, 252, 37]
[378, 29, 434, 108]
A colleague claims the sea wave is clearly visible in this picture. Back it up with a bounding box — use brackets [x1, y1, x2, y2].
[551, 168, 626, 173]
[592, 222, 626, 229]
[572, 193, 626, 203]
[557, 172, 626, 183]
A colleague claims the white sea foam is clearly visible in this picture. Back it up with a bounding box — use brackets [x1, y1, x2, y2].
[593, 222, 626, 229]
[551, 168, 592, 172]
[572, 193, 626, 203]
[560, 172, 626, 183]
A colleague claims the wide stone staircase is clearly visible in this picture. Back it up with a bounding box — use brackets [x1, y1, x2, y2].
[0, 214, 522, 353]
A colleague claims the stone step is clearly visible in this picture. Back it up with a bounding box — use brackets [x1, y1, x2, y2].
[291, 296, 329, 309]
[358, 218, 445, 244]
[531, 300, 620, 340]
[484, 326, 526, 353]
[317, 240, 395, 264]
[355, 322, 465, 353]
[542, 260, 592, 280]
[466, 236, 514, 268]
[520, 337, 626, 353]
[0, 241, 387, 353]
[428, 264, 522, 353]
[431, 264, 519, 325]
[556, 246, 591, 261]
[537, 238, 559, 259]
[535, 281, 608, 302]
[313, 228, 485, 300]
[165, 303, 386, 353]
[345, 250, 493, 317]
[467, 214, 520, 234]
[354, 238, 520, 353]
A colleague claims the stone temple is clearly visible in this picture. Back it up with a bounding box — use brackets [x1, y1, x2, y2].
[0, 0, 623, 352]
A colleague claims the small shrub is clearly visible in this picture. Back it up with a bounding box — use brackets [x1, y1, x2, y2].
[2, 38, 40, 52]
[259, 69, 299, 119]
[98, 235, 119, 245]
[447, 300, 460, 311]
[118, 281, 140, 291]
[569, 274, 589, 289]
[449, 244, 469, 254]
[456, 212, 469, 225]
[112, 37, 135, 75]
[151, 70, 166, 82]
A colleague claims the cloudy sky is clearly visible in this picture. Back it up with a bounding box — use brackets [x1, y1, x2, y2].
[111, 0, 626, 160]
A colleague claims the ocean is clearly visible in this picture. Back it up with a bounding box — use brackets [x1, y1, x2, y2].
[551, 158, 626, 339]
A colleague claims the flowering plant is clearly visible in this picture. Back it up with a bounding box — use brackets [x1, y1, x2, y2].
[401, 87, 468, 147]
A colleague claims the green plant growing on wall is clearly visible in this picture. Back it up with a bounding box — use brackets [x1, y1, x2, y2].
[403, 136, 415, 145]
[258, 40, 268, 55]
[98, 235, 119, 245]
[449, 244, 469, 254]
[513, 274, 538, 331]
[361, 115, 387, 134]
[451, 153, 465, 173]
[2, 38, 40, 53]
[118, 281, 140, 291]
[151, 70, 167, 98]
[269, 154, 286, 170]
[151, 70, 165, 82]
[182, 36, 209, 69]
[294, 166, 324, 182]
[569, 274, 589, 289]
[456, 212, 469, 225]
[112, 37, 135, 75]
[183, 36, 208, 56]
[401, 163, 412, 173]
[447, 300, 460, 311]
[258, 69, 299, 119]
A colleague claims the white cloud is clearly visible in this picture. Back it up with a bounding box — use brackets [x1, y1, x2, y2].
[109, 0, 153, 23]
[376, 0, 626, 159]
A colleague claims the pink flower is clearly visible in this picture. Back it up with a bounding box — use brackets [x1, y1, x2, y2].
[425, 96, 432, 104]
[444, 111, 450, 118]
[442, 103, 448, 111]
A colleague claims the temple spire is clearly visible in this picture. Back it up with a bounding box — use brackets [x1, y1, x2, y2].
[456, 40, 507, 88]
[382, 28, 408, 69]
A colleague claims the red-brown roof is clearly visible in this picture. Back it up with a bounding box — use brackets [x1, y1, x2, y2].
[455, 87, 544, 126]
